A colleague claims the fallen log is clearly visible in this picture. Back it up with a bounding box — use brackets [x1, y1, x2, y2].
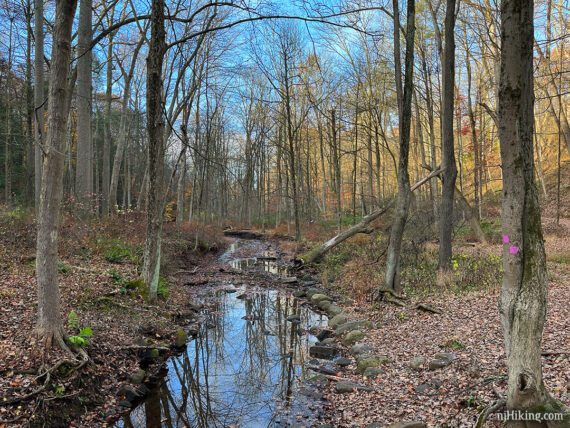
[299, 168, 443, 264]
[223, 230, 265, 240]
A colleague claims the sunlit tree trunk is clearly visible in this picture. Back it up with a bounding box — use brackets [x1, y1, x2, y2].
[438, 0, 458, 273]
[36, 0, 77, 349]
[383, 0, 415, 294]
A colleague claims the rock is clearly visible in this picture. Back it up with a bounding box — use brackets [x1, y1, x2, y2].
[309, 345, 338, 359]
[335, 380, 373, 394]
[428, 352, 456, 370]
[434, 352, 456, 363]
[286, 314, 301, 323]
[302, 280, 317, 287]
[356, 355, 390, 374]
[326, 305, 343, 317]
[351, 343, 373, 355]
[282, 276, 298, 284]
[129, 369, 146, 384]
[310, 363, 339, 376]
[187, 324, 200, 336]
[307, 373, 328, 386]
[428, 359, 449, 370]
[318, 300, 332, 311]
[365, 424, 382, 428]
[388, 422, 427, 428]
[306, 288, 321, 299]
[320, 338, 335, 345]
[118, 384, 148, 403]
[311, 293, 330, 304]
[317, 329, 334, 342]
[329, 313, 348, 329]
[415, 383, 429, 393]
[343, 330, 366, 346]
[333, 357, 352, 367]
[363, 367, 384, 378]
[292, 289, 306, 298]
[175, 328, 188, 348]
[336, 320, 373, 335]
[409, 356, 426, 370]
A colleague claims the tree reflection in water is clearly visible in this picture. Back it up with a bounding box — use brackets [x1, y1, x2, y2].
[118, 289, 327, 427]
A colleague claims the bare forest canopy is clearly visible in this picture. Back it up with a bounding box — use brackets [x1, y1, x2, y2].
[0, 0, 568, 228]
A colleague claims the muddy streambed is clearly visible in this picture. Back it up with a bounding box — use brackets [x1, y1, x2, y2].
[116, 239, 329, 427]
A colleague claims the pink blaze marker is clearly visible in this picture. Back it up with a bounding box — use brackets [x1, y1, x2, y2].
[509, 246, 519, 254]
[502, 235, 510, 244]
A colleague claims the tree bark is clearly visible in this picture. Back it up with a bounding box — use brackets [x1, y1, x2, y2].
[498, 0, 565, 422]
[75, 0, 93, 206]
[102, 31, 113, 215]
[36, 0, 78, 349]
[34, 0, 45, 212]
[142, 0, 166, 303]
[438, 0, 458, 272]
[383, 0, 416, 294]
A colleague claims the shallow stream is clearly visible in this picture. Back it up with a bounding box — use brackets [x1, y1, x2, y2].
[117, 240, 327, 427]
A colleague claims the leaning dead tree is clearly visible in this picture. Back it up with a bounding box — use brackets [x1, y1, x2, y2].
[299, 167, 442, 265]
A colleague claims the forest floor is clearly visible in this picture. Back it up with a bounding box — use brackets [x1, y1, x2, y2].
[307, 217, 570, 427]
[0, 210, 232, 427]
[0, 206, 568, 428]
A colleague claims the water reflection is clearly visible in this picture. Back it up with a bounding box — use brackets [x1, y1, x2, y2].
[118, 290, 327, 427]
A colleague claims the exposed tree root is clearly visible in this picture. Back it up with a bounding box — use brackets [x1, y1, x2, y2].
[475, 399, 506, 428]
[0, 348, 88, 406]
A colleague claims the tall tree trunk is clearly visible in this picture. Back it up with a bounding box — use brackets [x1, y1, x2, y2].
[34, 0, 45, 212]
[26, 2, 35, 204]
[36, 0, 78, 349]
[383, 0, 415, 294]
[110, 34, 143, 214]
[4, 17, 13, 204]
[75, 0, 93, 207]
[498, 0, 565, 422]
[466, 46, 481, 220]
[102, 31, 114, 215]
[142, 0, 166, 303]
[438, 0, 458, 273]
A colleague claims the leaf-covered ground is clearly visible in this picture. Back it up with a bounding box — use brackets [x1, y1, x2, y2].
[317, 222, 570, 427]
[0, 212, 227, 427]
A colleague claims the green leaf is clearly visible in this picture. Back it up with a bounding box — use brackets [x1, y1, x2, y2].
[79, 327, 93, 338]
[67, 311, 79, 330]
[68, 336, 87, 346]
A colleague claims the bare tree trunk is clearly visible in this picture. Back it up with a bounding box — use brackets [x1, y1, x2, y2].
[75, 0, 93, 206]
[34, 0, 44, 212]
[438, 0, 458, 273]
[383, 0, 416, 294]
[498, 0, 567, 422]
[25, 2, 35, 204]
[110, 34, 143, 214]
[4, 17, 13, 204]
[142, 0, 166, 303]
[102, 31, 113, 215]
[36, 0, 77, 350]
